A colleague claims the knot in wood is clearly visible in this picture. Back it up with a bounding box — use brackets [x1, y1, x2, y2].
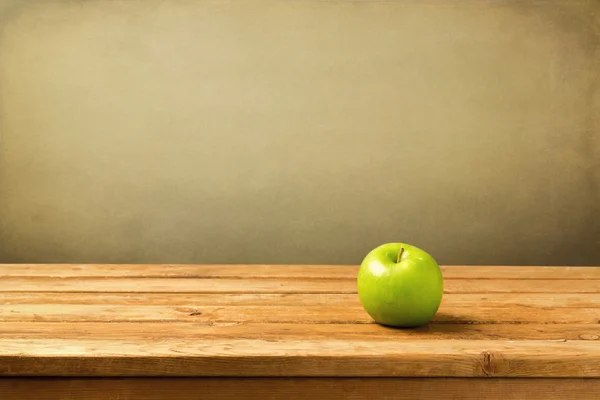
[175, 307, 203, 316]
[481, 350, 500, 377]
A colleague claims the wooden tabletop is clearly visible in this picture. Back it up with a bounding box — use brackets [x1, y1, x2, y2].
[1, 264, 600, 398]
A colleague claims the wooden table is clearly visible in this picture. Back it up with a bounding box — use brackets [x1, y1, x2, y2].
[0, 264, 599, 399]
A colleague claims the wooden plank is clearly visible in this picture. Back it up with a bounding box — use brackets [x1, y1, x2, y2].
[1, 277, 599, 293]
[0, 264, 359, 279]
[2, 292, 599, 308]
[1, 338, 599, 377]
[0, 277, 353, 293]
[2, 377, 599, 400]
[1, 264, 599, 279]
[441, 266, 600, 280]
[1, 322, 598, 341]
[444, 279, 600, 293]
[0, 302, 598, 324]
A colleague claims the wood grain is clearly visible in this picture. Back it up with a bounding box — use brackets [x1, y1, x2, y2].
[2, 377, 599, 400]
[0, 303, 598, 324]
[1, 264, 599, 279]
[2, 292, 599, 307]
[1, 322, 599, 341]
[1, 277, 599, 293]
[1, 338, 599, 377]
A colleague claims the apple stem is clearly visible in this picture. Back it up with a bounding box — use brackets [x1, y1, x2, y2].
[396, 247, 405, 263]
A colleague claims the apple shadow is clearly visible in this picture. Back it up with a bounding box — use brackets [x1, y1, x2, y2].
[430, 311, 477, 325]
[374, 311, 488, 338]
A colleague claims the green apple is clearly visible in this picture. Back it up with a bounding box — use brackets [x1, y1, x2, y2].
[357, 242, 443, 328]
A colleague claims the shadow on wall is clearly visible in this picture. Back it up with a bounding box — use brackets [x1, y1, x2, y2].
[0, 0, 598, 265]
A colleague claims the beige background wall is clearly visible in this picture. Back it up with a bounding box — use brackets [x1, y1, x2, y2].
[0, 0, 598, 265]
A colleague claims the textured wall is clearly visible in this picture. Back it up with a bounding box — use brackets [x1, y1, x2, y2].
[0, 0, 598, 265]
